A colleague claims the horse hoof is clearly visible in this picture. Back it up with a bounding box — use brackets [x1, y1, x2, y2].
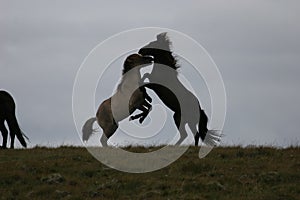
[139, 117, 145, 124]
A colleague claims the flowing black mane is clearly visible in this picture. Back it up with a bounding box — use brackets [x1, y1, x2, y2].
[139, 32, 179, 71]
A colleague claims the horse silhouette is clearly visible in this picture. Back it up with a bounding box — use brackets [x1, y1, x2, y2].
[0, 90, 28, 149]
[138, 33, 220, 146]
[82, 54, 153, 146]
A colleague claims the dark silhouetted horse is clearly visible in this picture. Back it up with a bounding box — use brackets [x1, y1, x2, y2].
[82, 54, 153, 146]
[138, 33, 220, 146]
[0, 90, 28, 149]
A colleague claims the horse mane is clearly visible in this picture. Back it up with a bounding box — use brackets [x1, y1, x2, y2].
[117, 54, 141, 92]
[141, 32, 179, 71]
[122, 56, 132, 75]
[117, 56, 132, 91]
[157, 33, 180, 71]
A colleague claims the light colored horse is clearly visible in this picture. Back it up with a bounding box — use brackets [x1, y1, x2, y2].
[82, 54, 153, 146]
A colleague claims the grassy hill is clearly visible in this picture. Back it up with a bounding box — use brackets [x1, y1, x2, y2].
[0, 146, 299, 200]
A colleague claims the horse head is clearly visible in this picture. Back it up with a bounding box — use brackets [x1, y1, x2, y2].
[138, 32, 178, 70]
[122, 54, 153, 74]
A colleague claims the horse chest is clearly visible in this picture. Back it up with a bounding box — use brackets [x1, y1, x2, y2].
[111, 74, 143, 121]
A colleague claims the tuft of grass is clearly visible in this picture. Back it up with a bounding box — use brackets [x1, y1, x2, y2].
[0, 146, 299, 199]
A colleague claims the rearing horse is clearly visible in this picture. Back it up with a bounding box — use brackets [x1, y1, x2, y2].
[138, 33, 220, 146]
[82, 54, 153, 146]
[0, 90, 28, 149]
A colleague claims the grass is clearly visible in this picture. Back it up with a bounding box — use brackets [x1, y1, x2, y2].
[0, 146, 299, 200]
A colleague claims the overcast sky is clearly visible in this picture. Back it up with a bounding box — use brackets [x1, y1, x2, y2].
[1, 1, 299, 147]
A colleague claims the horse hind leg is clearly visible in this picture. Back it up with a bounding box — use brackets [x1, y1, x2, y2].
[185, 109, 209, 146]
[8, 115, 16, 149]
[10, 132, 15, 149]
[175, 125, 188, 145]
[0, 121, 8, 149]
[6, 112, 26, 149]
[194, 132, 200, 146]
[100, 134, 108, 147]
[100, 124, 118, 147]
[189, 124, 200, 146]
[173, 112, 188, 145]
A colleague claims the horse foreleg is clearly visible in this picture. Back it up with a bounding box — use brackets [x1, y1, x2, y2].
[129, 99, 152, 123]
[129, 113, 144, 121]
[0, 121, 8, 149]
[130, 104, 152, 124]
[175, 125, 188, 145]
[173, 112, 181, 129]
[144, 92, 152, 103]
[194, 132, 200, 146]
[141, 73, 150, 83]
[143, 100, 152, 110]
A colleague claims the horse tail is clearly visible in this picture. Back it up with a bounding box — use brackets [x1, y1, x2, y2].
[82, 117, 97, 142]
[21, 130, 29, 141]
[197, 106, 221, 146]
[7, 113, 27, 148]
[203, 130, 221, 146]
[196, 108, 208, 144]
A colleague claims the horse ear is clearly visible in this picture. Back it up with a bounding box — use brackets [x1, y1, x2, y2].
[156, 32, 168, 41]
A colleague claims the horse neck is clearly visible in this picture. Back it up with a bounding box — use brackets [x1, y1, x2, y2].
[118, 67, 141, 93]
[149, 62, 195, 99]
[149, 63, 178, 81]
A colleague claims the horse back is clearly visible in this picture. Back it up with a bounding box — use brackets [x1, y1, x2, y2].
[0, 91, 16, 115]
